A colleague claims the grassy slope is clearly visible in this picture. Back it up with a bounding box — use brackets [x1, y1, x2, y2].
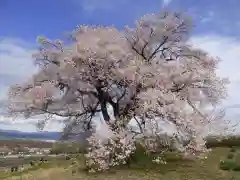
[3, 147, 240, 180]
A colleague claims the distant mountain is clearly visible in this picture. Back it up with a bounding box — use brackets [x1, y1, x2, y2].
[0, 129, 61, 141]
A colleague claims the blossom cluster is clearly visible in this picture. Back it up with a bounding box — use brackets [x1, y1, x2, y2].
[85, 128, 136, 172]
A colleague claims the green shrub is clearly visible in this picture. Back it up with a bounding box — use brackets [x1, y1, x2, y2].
[227, 153, 234, 159]
[30, 161, 35, 166]
[232, 164, 240, 171]
[219, 160, 235, 171]
[230, 148, 237, 153]
[206, 136, 240, 148]
[121, 143, 183, 170]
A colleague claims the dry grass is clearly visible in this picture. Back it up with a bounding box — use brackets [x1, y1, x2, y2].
[5, 168, 67, 180]
[3, 147, 240, 180]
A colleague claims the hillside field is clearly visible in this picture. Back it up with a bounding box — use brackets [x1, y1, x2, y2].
[2, 147, 240, 180]
[2, 136, 240, 179]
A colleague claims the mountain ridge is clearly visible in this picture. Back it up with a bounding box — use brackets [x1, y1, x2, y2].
[0, 129, 61, 141]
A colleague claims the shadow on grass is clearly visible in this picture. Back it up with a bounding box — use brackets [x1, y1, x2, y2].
[77, 145, 196, 176]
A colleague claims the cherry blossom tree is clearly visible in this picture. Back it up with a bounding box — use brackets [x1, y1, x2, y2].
[8, 11, 229, 171]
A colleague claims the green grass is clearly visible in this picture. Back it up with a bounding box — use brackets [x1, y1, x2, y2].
[2, 147, 240, 180]
[0, 156, 73, 179]
[218, 147, 240, 173]
[4, 135, 240, 179]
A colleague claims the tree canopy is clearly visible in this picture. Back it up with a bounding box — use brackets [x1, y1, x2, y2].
[8, 11, 229, 168]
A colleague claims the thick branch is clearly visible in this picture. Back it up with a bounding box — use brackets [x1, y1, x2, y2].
[95, 84, 111, 122]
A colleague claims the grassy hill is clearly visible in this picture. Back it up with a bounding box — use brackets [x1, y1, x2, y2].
[3, 135, 240, 179]
[2, 147, 240, 180]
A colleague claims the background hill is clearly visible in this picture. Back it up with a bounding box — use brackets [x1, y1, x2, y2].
[0, 129, 61, 141]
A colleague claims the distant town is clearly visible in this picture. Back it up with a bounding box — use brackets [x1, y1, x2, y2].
[0, 146, 52, 157]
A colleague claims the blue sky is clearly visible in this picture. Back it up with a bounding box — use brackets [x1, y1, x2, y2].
[1, 0, 240, 40]
[1, 0, 240, 132]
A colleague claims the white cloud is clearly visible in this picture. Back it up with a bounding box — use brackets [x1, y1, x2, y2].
[0, 115, 65, 132]
[189, 35, 240, 127]
[0, 121, 64, 133]
[162, 0, 172, 7]
[0, 38, 44, 132]
[0, 38, 37, 78]
[0, 38, 38, 100]
[190, 35, 240, 90]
